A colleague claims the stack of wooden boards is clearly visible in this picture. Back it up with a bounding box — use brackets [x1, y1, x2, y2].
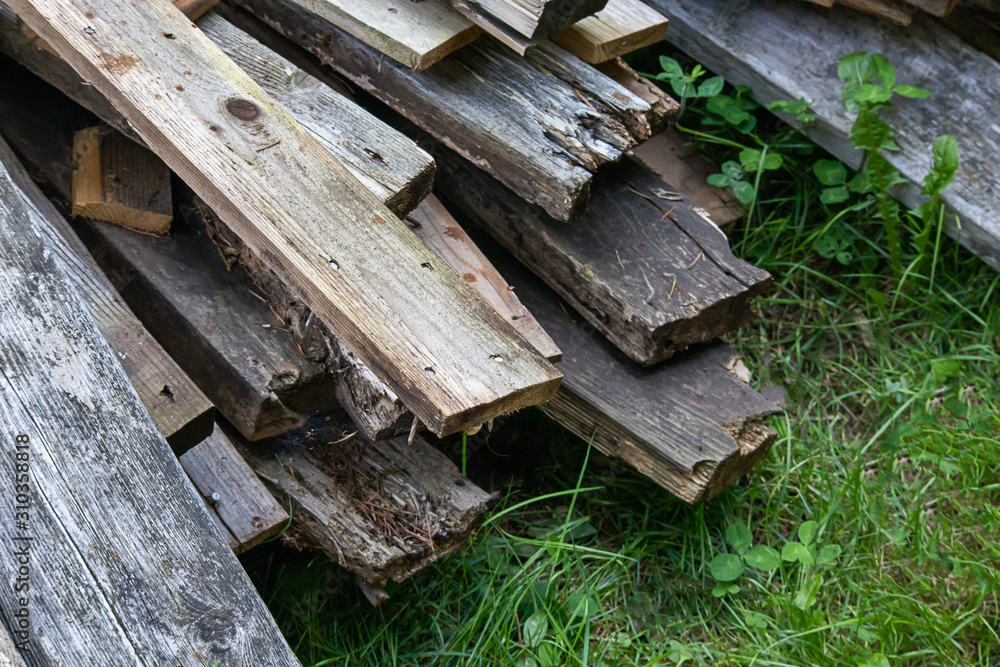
[801, 0, 958, 25]
[0, 0, 783, 661]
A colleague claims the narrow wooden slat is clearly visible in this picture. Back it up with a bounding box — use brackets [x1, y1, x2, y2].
[552, 0, 668, 63]
[436, 148, 771, 365]
[12, 0, 561, 437]
[445, 0, 537, 54]
[0, 124, 298, 666]
[0, 133, 214, 454]
[448, 0, 609, 40]
[180, 423, 289, 553]
[278, 0, 480, 70]
[71, 126, 173, 234]
[477, 235, 783, 503]
[836, 0, 913, 24]
[408, 195, 561, 362]
[234, 0, 657, 221]
[651, 0, 1000, 271]
[172, 0, 221, 20]
[233, 419, 492, 584]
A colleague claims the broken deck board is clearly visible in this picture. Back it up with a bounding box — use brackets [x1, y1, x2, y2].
[474, 234, 783, 503]
[12, 0, 561, 437]
[232, 418, 492, 585]
[408, 195, 561, 362]
[435, 147, 771, 365]
[179, 423, 289, 553]
[448, 0, 609, 39]
[233, 0, 662, 220]
[553, 0, 669, 63]
[0, 119, 298, 667]
[0, 132, 213, 454]
[649, 0, 1000, 271]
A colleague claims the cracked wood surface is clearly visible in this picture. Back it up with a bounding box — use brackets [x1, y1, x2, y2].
[552, 0, 668, 63]
[448, 0, 608, 39]
[232, 0, 661, 220]
[0, 125, 298, 667]
[436, 147, 771, 365]
[11, 0, 560, 437]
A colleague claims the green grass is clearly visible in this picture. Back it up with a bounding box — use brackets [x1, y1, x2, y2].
[248, 57, 1000, 667]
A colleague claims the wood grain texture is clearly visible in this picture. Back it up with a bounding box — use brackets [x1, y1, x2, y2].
[71, 126, 173, 234]
[444, 0, 537, 54]
[649, 0, 1000, 271]
[435, 148, 771, 365]
[836, 0, 913, 24]
[279, 0, 480, 69]
[408, 195, 561, 362]
[552, 0, 668, 63]
[172, 0, 221, 20]
[180, 423, 289, 553]
[232, 418, 492, 584]
[591, 57, 677, 137]
[631, 129, 742, 226]
[475, 235, 782, 503]
[12, 0, 561, 437]
[233, 0, 659, 220]
[0, 626, 26, 667]
[0, 132, 214, 453]
[449, 0, 609, 39]
[198, 10, 434, 217]
[0, 126, 298, 667]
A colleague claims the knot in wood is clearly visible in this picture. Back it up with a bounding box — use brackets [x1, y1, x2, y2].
[225, 98, 261, 121]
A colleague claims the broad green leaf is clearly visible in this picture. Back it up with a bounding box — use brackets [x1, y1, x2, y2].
[566, 594, 599, 620]
[798, 520, 818, 546]
[922, 135, 959, 198]
[536, 644, 559, 667]
[793, 574, 823, 610]
[870, 53, 896, 88]
[739, 148, 763, 172]
[745, 612, 769, 629]
[856, 84, 893, 104]
[523, 610, 548, 646]
[721, 161, 744, 181]
[837, 52, 871, 83]
[813, 159, 847, 186]
[658, 56, 683, 80]
[761, 153, 783, 171]
[931, 358, 962, 384]
[744, 544, 782, 571]
[821, 186, 850, 205]
[818, 544, 842, 565]
[732, 181, 755, 205]
[669, 79, 694, 99]
[707, 173, 732, 187]
[847, 172, 869, 193]
[726, 523, 753, 555]
[710, 553, 745, 582]
[697, 76, 725, 98]
[893, 84, 931, 99]
[781, 541, 814, 565]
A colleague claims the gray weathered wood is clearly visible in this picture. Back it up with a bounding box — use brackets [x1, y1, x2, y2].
[408, 195, 561, 362]
[233, 0, 661, 220]
[0, 626, 26, 667]
[435, 147, 772, 365]
[0, 119, 298, 667]
[232, 419, 492, 584]
[477, 236, 783, 503]
[0, 131, 214, 453]
[649, 0, 1000, 271]
[447, 0, 609, 39]
[12, 0, 561, 437]
[180, 423, 289, 553]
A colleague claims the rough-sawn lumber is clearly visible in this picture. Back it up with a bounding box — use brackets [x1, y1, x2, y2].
[11, 0, 562, 437]
[552, 0, 669, 63]
[649, 0, 1000, 272]
[448, 0, 609, 40]
[0, 118, 298, 667]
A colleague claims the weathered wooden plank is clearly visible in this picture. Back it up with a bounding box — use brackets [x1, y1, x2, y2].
[71, 126, 173, 234]
[448, 0, 609, 39]
[232, 418, 492, 585]
[475, 235, 782, 503]
[552, 0, 668, 63]
[279, 0, 480, 70]
[408, 195, 561, 362]
[444, 0, 537, 54]
[435, 147, 771, 365]
[630, 129, 742, 226]
[197, 10, 435, 217]
[179, 423, 289, 553]
[13, 0, 561, 437]
[0, 132, 214, 454]
[591, 57, 677, 137]
[233, 0, 659, 220]
[836, 0, 913, 24]
[172, 0, 221, 20]
[942, 1, 1000, 62]
[649, 0, 1000, 271]
[0, 625, 26, 667]
[0, 120, 298, 666]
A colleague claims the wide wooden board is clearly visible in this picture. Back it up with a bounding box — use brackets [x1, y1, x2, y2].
[11, 0, 561, 436]
[650, 0, 1000, 271]
[552, 0, 669, 63]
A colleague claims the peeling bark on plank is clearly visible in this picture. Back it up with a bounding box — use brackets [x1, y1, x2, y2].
[231, 418, 492, 585]
[649, 0, 1000, 272]
[473, 235, 783, 503]
[0, 119, 298, 667]
[231, 0, 660, 221]
[435, 147, 771, 365]
[0, 131, 214, 454]
[11, 0, 561, 437]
